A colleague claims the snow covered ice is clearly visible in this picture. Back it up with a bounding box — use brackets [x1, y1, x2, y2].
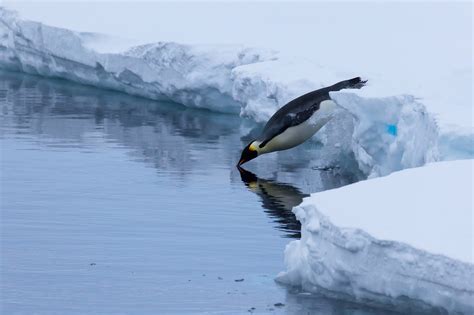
[0, 8, 446, 177]
[277, 160, 473, 313]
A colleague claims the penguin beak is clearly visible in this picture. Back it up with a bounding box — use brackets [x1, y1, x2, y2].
[237, 145, 258, 166]
[237, 157, 246, 166]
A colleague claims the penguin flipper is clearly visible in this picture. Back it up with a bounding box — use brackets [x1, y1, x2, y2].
[258, 107, 315, 148]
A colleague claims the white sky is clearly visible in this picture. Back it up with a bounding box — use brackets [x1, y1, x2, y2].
[4, 1, 471, 61]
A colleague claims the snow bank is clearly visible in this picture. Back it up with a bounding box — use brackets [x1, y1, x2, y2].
[0, 9, 276, 114]
[0, 8, 442, 176]
[277, 160, 474, 313]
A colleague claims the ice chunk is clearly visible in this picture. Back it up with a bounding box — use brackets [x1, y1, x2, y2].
[277, 160, 474, 313]
[330, 92, 439, 177]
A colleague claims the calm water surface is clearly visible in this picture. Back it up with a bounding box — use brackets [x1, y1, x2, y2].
[1, 72, 399, 314]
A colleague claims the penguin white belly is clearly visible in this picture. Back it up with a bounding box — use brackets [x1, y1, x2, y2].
[262, 100, 337, 153]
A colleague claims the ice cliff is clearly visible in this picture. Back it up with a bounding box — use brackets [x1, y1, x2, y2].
[0, 8, 442, 177]
[277, 160, 474, 314]
[0, 9, 275, 113]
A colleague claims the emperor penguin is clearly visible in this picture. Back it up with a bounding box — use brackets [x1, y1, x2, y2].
[237, 77, 367, 166]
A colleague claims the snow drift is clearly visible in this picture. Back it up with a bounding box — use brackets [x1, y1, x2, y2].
[277, 160, 474, 313]
[0, 8, 441, 177]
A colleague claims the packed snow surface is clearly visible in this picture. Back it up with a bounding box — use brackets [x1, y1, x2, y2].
[0, 8, 444, 177]
[278, 160, 474, 313]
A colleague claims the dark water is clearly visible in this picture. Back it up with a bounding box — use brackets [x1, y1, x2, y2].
[1, 71, 399, 314]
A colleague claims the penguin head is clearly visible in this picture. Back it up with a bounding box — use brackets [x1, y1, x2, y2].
[237, 141, 259, 166]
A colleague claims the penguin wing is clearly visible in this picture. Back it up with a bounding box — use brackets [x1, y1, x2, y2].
[258, 93, 330, 148]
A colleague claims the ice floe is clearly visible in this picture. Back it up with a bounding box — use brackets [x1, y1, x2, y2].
[277, 159, 473, 313]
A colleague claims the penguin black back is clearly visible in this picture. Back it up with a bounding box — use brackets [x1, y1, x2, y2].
[257, 77, 367, 148]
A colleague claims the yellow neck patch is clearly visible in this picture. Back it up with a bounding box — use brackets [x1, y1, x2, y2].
[249, 142, 258, 151]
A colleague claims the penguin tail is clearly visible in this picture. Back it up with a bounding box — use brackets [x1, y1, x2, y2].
[329, 77, 367, 91]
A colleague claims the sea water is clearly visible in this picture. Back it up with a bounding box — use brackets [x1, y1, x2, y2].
[1, 71, 401, 314]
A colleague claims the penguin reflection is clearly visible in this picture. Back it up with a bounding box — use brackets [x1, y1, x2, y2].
[238, 167, 308, 238]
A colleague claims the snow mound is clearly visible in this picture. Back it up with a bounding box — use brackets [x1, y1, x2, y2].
[277, 160, 474, 313]
[0, 8, 441, 176]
